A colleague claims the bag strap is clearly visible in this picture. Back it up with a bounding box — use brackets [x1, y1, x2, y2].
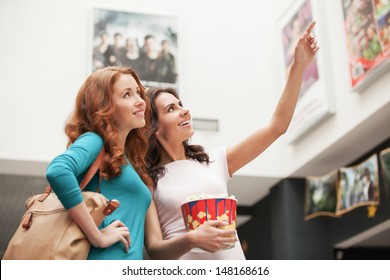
[79, 148, 105, 190]
[39, 148, 105, 202]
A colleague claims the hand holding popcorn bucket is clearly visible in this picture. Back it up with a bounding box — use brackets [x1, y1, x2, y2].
[181, 194, 237, 251]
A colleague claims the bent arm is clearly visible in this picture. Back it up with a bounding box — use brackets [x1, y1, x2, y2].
[144, 201, 194, 259]
[144, 201, 236, 259]
[227, 62, 306, 176]
[68, 202, 104, 247]
[68, 202, 130, 251]
[46, 132, 130, 251]
[227, 21, 318, 176]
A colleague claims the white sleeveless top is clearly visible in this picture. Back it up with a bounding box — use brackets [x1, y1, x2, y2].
[153, 147, 246, 260]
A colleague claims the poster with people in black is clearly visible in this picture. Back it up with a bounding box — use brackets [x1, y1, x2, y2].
[337, 154, 380, 215]
[304, 153, 381, 220]
[379, 147, 390, 199]
[92, 8, 178, 87]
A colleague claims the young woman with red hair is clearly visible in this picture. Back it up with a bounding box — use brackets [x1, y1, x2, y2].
[46, 66, 152, 259]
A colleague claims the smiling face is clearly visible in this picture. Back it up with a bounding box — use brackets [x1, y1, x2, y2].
[154, 91, 194, 144]
[112, 74, 146, 134]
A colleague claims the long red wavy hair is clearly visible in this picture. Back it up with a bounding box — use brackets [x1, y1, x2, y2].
[65, 66, 152, 188]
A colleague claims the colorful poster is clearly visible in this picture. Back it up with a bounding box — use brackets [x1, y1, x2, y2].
[341, 0, 390, 90]
[278, 0, 335, 143]
[281, 0, 319, 99]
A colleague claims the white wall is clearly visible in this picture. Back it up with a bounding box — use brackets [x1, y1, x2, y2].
[0, 0, 389, 183]
[0, 0, 182, 163]
[274, 0, 390, 177]
[181, 0, 283, 177]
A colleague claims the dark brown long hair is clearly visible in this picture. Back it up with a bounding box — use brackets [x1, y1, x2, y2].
[146, 87, 209, 188]
[65, 66, 152, 187]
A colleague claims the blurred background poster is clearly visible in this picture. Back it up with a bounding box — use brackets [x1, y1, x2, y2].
[304, 170, 339, 221]
[379, 147, 390, 199]
[341, 0, 390, 90]
[337, 154, 380, 215]
[92, 8, 178, 88]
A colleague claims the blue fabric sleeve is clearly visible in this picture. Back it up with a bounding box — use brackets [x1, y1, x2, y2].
[46, 132, 104, 209]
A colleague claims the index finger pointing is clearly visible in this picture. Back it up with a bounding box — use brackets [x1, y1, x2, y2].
[305, 20, 316, 35]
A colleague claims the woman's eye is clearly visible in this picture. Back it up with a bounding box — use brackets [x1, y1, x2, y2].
[167, 106, 174, 112]
[124, 92, 130, 97]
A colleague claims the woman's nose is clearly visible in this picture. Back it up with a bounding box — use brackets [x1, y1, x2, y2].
[181, 107, 190, 116]
[135, 96, 145, 107]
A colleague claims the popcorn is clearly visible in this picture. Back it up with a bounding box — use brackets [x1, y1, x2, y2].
[217, 213, 229, 222]
[181, 194, 237, 231]
[192, 220, 200, 229]
[197, 211, 206, 219]
[181, 194, 238, 250]
[183, 193, 236, 204]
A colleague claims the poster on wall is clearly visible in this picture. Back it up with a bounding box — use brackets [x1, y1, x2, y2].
[379, 147, 390, 199]
[336, 154, 380, 215]
[92, 8, 178, 88]
[304, 170, 339, 221]
[341, 0, 390, 91]
[278, 0, 335, 143]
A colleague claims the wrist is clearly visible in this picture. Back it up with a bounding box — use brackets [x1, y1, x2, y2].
[185, 230, 197, 250]
[291, 60, 307, 72]
[87, 231, 103, 248]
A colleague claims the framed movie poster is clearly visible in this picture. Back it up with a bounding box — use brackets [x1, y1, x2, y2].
[304, 169, 339, 221]
[336, 154, 380, 215]
[92, 8, 178, 88]
[379, 147, 390, 199]
[278, 0, 335, 143]
[341, 0, 390, 91]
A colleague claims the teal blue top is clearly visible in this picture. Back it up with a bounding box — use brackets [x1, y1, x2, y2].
[46, 132, 151, 260]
